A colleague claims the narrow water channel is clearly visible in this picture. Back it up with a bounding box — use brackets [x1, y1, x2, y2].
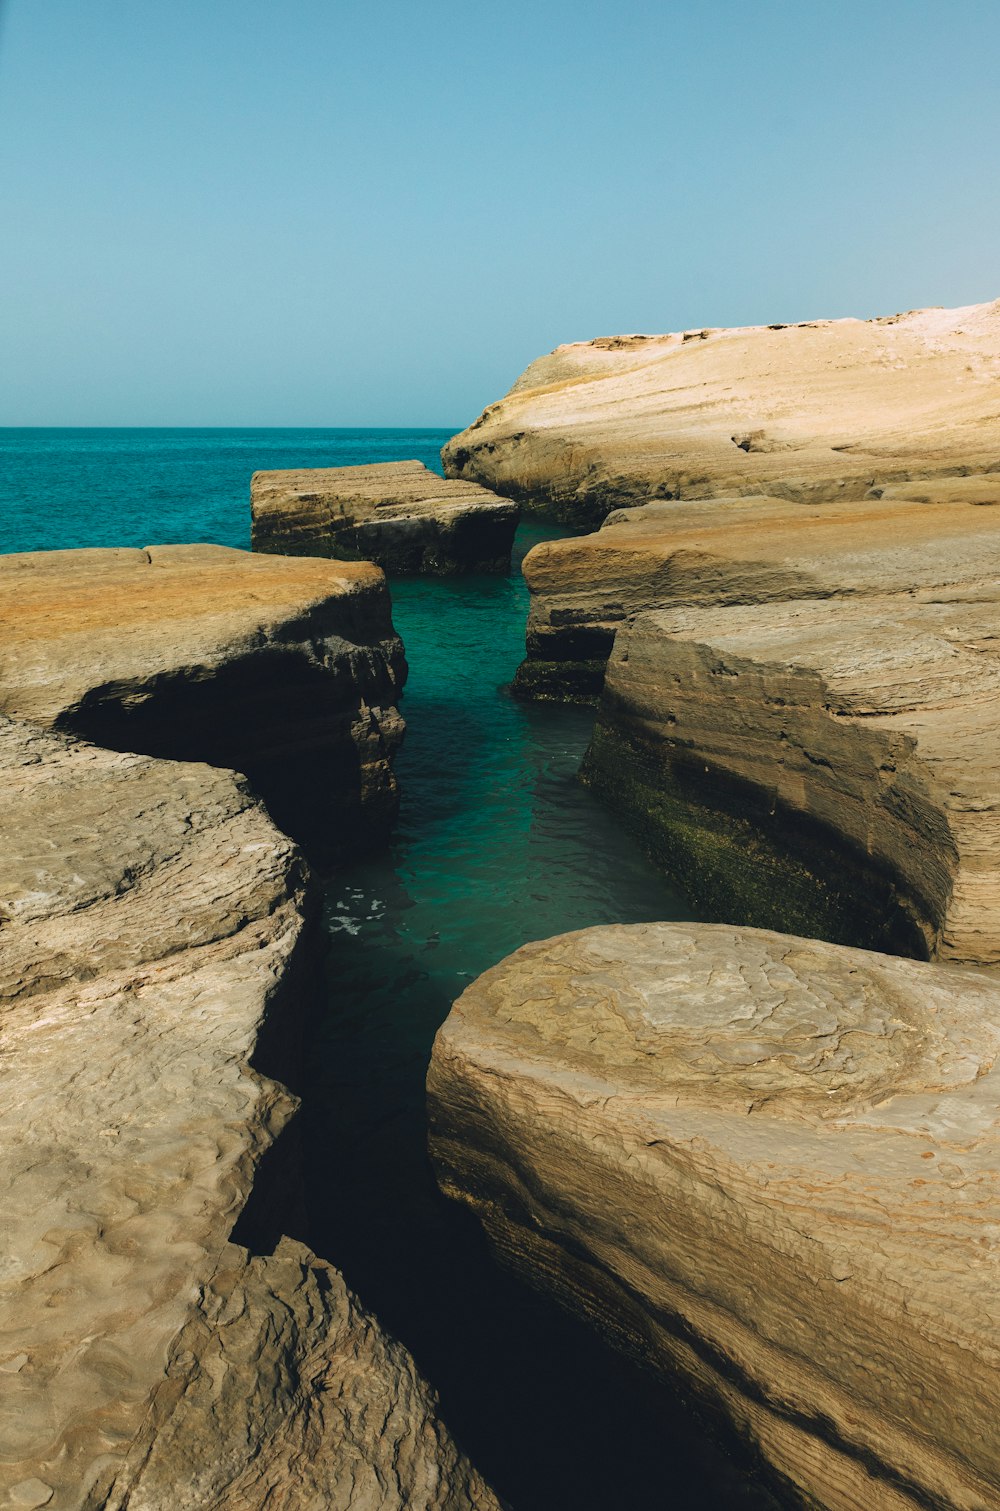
[300, 522, 785, 1510]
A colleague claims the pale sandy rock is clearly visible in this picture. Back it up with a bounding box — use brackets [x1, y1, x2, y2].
[582, 584, 1000, 965]
[443, 300, 1000, 526]
[428, 920, 1000, 1511]
[0, 544, 407, 858]
[251, 460, 519, 574]
[513, 489, 1000, 697]
[112, 1238, 499, 1511]
[0, 716, 497, 1509]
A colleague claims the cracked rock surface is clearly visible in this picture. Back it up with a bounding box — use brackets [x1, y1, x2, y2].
[429, 920, 1000, 1511]
[0, 547, 498, 1508]
[251, 459, 519, 574]
[443, 299, 1000, 526]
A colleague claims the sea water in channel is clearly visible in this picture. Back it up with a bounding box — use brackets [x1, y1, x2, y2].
[1, 430, 785, 1510]
[302, 523, 784, 1511]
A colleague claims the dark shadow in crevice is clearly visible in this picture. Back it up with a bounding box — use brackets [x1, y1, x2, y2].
[57, 650, 399, 866]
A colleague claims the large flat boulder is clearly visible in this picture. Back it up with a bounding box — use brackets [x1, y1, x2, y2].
[512, 480, 1000, 699]
[443, 300, 1000, 526]
[0, 544, 407, 859]
[251, 460, 519, 574]
[429, 920, 1000, 1511]
[0, 717, 497, 1509]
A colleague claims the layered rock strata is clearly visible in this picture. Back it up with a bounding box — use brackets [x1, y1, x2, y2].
[0, 544, 407, 859]
[0, 716, 497, 1509]
[512, 482, 1000, 699]
[429, 920, 1000, 1511]
[251, 459, 519, 574]
[584, 588, 1000, 962]
[503, 486, 1000, 962]
[443, 300, 1000, 526]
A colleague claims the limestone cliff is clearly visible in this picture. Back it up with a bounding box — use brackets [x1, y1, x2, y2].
[443, 300, 1000, 526]
[0, 549, 499, 1508]
[0, 544, 407, 858]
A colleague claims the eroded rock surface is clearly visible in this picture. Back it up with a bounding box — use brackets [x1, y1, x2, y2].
[443, 300, 1000, 526]
[251, 460, 519, 574]
[0, 718, 497, 1510]
[0, 544, 407, 858]
[512, 482, 1000, 698]
[429, 921, 1000, 1511]
[501, 482, 1000, 962]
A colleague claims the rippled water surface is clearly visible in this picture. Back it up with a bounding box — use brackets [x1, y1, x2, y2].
[303, 524, 783, 1510]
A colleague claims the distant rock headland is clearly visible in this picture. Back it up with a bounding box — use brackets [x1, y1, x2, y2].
[251, 459, 519, 574]
[0, 546, 498, 1509]
[442, 299, 1000, 526]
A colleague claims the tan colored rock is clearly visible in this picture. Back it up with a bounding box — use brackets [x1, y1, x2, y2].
[251, 460, 519, 574]
[0, 544, 406, 858]
[581, 582, 1000, 965]
[513, 487, 1000, 698]
[428, 920, 1000, 1511]
[0, 715, 497, 1509]
[443, 300, 1000, 526]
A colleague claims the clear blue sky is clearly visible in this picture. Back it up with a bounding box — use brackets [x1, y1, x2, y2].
[1, 0, 997, 426]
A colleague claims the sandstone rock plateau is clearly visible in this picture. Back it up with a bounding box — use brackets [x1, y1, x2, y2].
[0, 544, 407, 858]
[429, 920, 1000, 1511]
[251, 459, 519, 574]
[0, 547, 499, 1508]
[443, 299, 1000, 527]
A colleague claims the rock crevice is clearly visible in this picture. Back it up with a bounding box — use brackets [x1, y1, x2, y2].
[0, 547, 499, 1509]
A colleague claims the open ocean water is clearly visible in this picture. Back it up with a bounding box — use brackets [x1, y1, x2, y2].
[1, 429, 783, 1510]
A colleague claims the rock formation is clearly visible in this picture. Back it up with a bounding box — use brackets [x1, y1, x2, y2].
[0, 548, 499, 1508]
[584, 585, 1000, 964]
[251, 460, 519, 574]
[0, 544, 407, 859]
[429, 920, 1000, 1511]
[514, 483, 1000, 698]
[442, 299, 1000, 527]
[505, 488, 1000, 964]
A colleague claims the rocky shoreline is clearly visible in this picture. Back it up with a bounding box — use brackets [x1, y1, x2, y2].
[8, 298, 1000, 1510]
[429, 921, 1000, 1511]
[251, 459, 519, 575]
[442, 302, 1000, 526]
[426, 301, 1000, 1510]
[0, 547, 498, 1509]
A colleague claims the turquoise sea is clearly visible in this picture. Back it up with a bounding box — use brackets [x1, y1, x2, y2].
[1, 430, 781, 1509]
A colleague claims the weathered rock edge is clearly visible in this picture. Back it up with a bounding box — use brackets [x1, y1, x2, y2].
[443, 300, 1000, 527]
[251, 460, 520, 575]
[0, 544, 408, 861]
[428, 921, 1000, 1511]
[502, 491, 1000, 964]
[583, 587, 1000, 966]
[0, 548, 500, 1508]
[512, 484, 1000, 697]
